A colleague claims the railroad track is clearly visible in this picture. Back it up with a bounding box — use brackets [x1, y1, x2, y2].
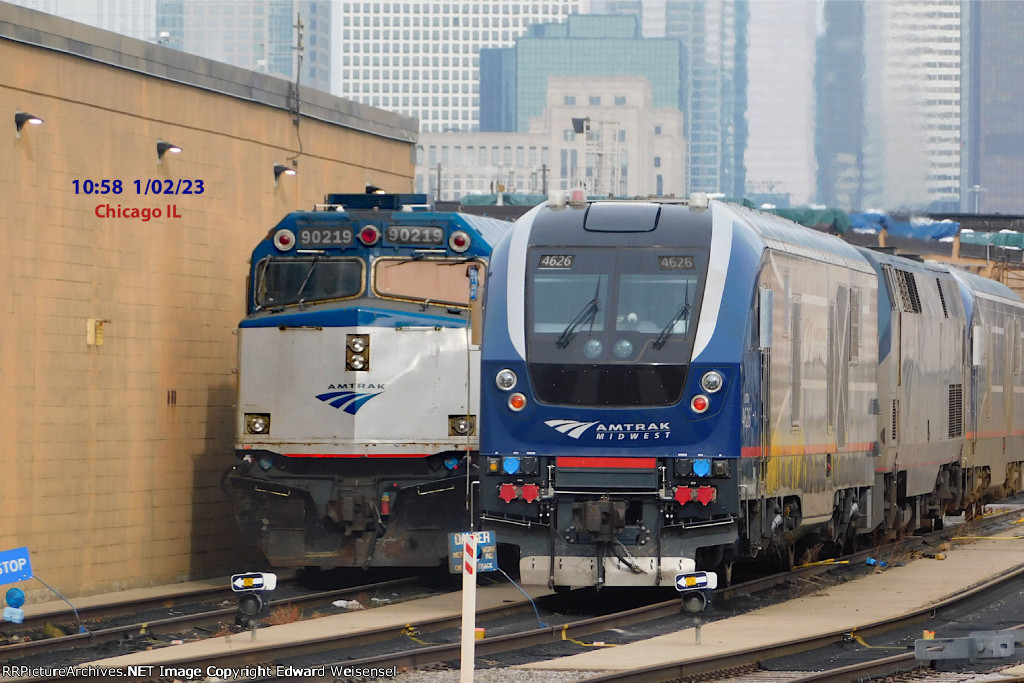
[7, 508, 1023, 683]
[0, 576, 423, 664]
[569, 572, 1024, 683]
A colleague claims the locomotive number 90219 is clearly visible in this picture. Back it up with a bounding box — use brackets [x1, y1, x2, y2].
[385, 225, 445, 245]
[298, 227, 354, 247]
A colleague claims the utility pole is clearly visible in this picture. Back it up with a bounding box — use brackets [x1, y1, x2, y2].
[969, 184, 986, 214]
[541, 164, 548, 194]
[435, 163, 442, 201]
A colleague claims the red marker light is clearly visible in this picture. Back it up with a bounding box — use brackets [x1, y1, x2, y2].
[273, 228, 296, 251]
[691, 394, 709, 413]
[358, 226, 380, 245]
[508, 393, 527, 411]
[449, 230, 471, 252]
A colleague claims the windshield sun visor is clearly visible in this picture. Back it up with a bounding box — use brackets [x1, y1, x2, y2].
[584, 202, 662, 232]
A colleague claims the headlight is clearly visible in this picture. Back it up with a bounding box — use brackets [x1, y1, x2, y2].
[583, 339, 603, 358]
[346, 334, 370, 371]
[245, 413, 271, 434]
[700, 370, 724, 394]
[496, 369, 517, 391]
[448, 415, 476, 436]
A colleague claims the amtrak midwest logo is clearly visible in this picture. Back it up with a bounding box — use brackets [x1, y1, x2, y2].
[316, 384, 384, 415]
[545, 419, 672, 440]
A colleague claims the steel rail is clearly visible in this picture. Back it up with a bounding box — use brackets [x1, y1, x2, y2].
[0, 576, 418, 662]
[8, 508, 1021, 683]
[566, 564, 1024, 683]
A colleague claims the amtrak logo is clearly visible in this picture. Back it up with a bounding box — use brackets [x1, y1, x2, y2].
[316, 384, 384, 415]
[545, 419, 600, 439]
[545, 419, 672, 441]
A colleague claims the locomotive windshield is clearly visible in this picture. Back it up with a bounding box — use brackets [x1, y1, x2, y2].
[374, 257, 484, 308]
[526, 247, 708, 406]
[254, 256, 364, 308]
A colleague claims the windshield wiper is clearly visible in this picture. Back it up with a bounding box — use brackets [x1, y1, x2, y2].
[653, 287, 691, 349]
[295, 255, 321, 301]
[556, 277, 602, 349]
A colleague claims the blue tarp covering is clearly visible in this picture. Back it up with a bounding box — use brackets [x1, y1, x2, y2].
[454, 195, 973, 242]
[849, 212, 960, 240]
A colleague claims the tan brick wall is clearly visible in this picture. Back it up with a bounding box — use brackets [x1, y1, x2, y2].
[1, 38, 414, 600]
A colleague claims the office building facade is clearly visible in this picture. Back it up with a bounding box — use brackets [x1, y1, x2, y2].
[417, 76, 685, 200]
[861, 0, 962, 211]
[334, 1, 582, 132]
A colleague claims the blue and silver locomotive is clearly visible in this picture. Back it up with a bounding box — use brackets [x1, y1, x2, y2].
[227, 193, 511, 570]
[479, 193, 1024, 589]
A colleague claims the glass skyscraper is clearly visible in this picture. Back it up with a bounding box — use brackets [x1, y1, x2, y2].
[155, 0, 332, 94]
[479, 15, 684, 135]
[962, 0, 1024, 214]
[815, 0, 866, 210]
[585, 1, 747, 197]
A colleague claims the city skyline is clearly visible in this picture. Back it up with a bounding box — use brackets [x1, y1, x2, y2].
[5, 0, 1023, 214]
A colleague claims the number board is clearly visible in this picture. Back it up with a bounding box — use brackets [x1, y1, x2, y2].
[297, 226, 354, 247]
[658, 255, 696, 270]
[385, 225, 445, 246]
[538, 254, 575, 269]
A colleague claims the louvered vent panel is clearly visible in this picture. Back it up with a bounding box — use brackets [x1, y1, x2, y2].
[949, 384, 963, 438]
[891, 399, 899, 443]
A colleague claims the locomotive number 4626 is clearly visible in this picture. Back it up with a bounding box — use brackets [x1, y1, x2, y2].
[538, 254, 575, 269]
